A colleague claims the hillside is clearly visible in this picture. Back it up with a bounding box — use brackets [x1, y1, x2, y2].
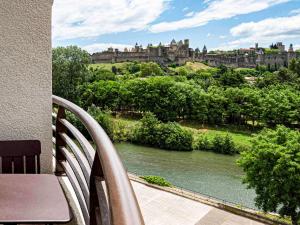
[169, 62, 211, 73]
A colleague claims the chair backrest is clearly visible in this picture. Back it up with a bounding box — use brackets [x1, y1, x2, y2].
[0, 140, 41, 174]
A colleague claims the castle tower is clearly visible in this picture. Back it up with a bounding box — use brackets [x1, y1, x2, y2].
[288, 44, 296, 64]
[135, 42, 139, 52]
[276, 42, 285, 52]
[184, 39, 189, 47]
[256, 49, 265, 65]
[255, 43, 259, 50]
[171, 39, 177, 46]
[202, 45, 207, 55]
[288, 44, 294, 52]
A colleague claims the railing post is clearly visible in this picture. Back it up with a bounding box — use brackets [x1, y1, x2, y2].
[55, 106, 67, 175]
[90, 151, 110, 225]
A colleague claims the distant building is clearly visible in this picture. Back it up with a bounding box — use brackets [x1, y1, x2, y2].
[91, 40, 300, 69]
[203, 43, 299, 69]
[91, 39, 194, 66]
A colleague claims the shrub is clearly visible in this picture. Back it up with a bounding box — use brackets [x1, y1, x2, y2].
[178, 67, 188, 76]
[194, 134, 237, 155]
[89, 68, 116, 81]
[127, 61, 141, 74]
[211, 135, 224, 153]
[212, 134, 236, 155]
[193, 135, 212, 151]
[235, 143, 250, 153]
[141, 176, 172, 187]
[132, 112, 160, 146]
[157, 122, 193, 151]
[112, 120, 134, 143]
[140, 62, 163, 77]
[132, 113, 193, 151]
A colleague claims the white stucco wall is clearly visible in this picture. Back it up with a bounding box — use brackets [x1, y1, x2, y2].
[0, 0, 53, 172]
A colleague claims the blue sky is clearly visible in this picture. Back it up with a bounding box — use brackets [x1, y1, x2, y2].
[52, 0, 300, 53]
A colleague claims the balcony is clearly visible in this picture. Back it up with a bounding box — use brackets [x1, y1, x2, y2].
[52, 95, 144, 225]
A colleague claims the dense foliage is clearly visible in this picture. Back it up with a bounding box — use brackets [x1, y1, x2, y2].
[67, 106, 132, 143]
[80, 78, 300, 127]
[132, 113, 193, 151]
[238, 126, 300, 225]
[194, 134, 237, 155]
[141, 175, 173, 187]
[52, 46, 91, 104]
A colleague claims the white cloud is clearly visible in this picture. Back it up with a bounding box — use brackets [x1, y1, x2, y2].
[289, 8, 300, 15]
[219, 35, 227, 39]
[185, 11, 195, 17]
[207, 33, 211, 37]
[203, 0, 213, 4]
[82, 43, 133, 53]
[229, 14, 300, 46]
[149, 0, 291, 33]
[53, 0, 169, 40]
[183, 7, 189, 12]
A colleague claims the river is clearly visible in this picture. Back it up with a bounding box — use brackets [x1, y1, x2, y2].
[115, 142, 257, 209]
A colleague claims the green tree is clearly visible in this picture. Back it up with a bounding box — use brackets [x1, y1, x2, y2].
[132, 112, 160, 146]
[289, 58, 300, 76]
[238, 126, 300, 225]
[219, 70, 246, 87]
[52, 46, 91, 104]
[140, 62, 163, 77]
[89, 68, 116, 81]
[127, 61, 141, 74]
[241, 88, 262, 127]
[80, 80, 121, 110]
[261, 86, 300, 126]
[207, 86, 227, 124]
[225, 88, 245, 125]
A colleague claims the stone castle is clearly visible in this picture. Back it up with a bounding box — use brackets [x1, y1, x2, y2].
[91, 39, 300, 69]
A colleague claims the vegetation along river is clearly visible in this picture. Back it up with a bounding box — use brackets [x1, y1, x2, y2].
[115, 142, 257, 209]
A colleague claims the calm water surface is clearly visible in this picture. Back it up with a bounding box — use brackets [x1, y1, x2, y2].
[115, 142, 257, 209]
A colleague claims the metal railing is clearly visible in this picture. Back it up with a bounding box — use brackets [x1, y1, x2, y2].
[52, 95, 145, 225]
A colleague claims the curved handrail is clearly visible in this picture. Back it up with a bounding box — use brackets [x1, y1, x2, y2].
[52, 95, 144, 225]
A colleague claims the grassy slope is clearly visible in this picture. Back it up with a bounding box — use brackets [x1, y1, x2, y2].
[169, 62, 211, 73]
[89, 62, 130, 70]
[179, 121, 254, 147]
[90, 62, 211, 73]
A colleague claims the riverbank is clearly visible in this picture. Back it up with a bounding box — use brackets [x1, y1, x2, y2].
[111, 115, 254, 152]
[131, 179, 267, 225]
[130, 174, 289, 225]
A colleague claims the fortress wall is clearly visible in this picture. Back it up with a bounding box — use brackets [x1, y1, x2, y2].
[91, 43, 299, 68]
[262, 53, 288, 69]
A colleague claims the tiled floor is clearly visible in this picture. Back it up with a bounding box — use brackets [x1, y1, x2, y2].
[132, 182, 265, 225]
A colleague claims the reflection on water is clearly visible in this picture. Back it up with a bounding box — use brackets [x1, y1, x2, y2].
[115, 142, 257, 209]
